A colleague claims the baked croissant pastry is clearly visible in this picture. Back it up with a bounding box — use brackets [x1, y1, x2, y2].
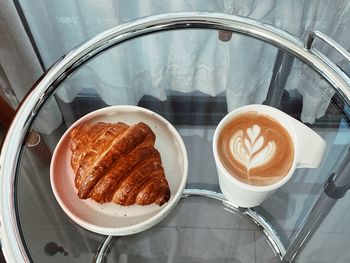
[70, 121, 170, 206]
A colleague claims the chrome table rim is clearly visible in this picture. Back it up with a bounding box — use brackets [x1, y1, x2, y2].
[1, 12, 350, 262]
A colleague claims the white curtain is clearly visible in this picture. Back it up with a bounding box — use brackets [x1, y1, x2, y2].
[1, 0, 348, 135]
[0, 1, 63, 134]
[0, 1, 42, 105]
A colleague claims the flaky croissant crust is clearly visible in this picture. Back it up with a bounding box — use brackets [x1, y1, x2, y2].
[70, 121, 170, 206]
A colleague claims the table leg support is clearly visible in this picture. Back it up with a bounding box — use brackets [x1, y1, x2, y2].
[282, 148, 350, 262]
[264, 50, 294, 108]
[94, 235, 115, 263]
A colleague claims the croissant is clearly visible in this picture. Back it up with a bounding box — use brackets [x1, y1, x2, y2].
[70, 121, 170, 206]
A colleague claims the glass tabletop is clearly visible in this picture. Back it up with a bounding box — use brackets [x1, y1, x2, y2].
[4, 13, 350, 262]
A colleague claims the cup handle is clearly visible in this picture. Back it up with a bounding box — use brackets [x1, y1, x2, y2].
[287, 116, 327, 169]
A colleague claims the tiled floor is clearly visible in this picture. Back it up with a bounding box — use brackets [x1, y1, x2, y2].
[14, 130, 278, 262]
[4, 125, 350, 262]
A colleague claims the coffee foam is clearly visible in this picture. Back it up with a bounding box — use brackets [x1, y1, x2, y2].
[229, 124, 276, 170]
[217, 111, 294, 186]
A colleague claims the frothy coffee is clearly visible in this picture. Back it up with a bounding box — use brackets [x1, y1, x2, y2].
[217, 111, 294, 186]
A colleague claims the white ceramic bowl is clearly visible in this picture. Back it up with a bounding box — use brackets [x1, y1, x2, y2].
[50, 105, 188, 235]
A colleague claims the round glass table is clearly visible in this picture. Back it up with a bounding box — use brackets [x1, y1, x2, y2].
[2, 13, 350, 262]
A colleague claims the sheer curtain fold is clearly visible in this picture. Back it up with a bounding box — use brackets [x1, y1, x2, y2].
[0, 1, 42, 103]
[0, 1, 62, 133]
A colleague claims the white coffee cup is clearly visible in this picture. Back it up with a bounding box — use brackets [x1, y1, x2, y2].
[213, 104, 326, 208]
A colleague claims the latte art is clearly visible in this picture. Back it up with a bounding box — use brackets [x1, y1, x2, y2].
[217, 112, 294, 186]
[230, 125, 276, 170]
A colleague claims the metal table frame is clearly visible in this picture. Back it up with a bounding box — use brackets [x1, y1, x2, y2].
[1, 12, 350, 262]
